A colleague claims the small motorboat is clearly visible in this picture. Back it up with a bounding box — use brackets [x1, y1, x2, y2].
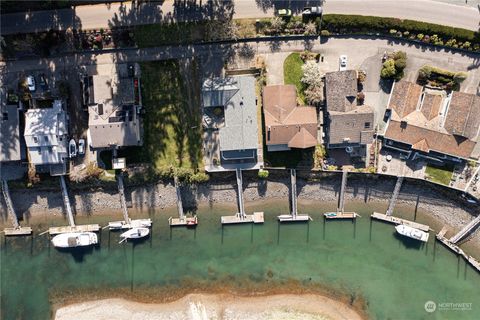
[186, 216, 198, 227]
[51, 232, 98, 248]
[324, 212, 338, 218]
[395, 224, 429, 242]
[119, 227, 149, 243]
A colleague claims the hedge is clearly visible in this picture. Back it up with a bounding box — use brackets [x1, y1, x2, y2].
[321, 14, 480, 47]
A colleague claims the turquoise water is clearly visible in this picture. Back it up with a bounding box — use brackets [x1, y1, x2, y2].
[1, 201, 479, 320]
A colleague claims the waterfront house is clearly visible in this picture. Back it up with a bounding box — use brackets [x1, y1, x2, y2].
[85, 64, 143, 152]
[262, 84, 318, 152]
[202, 76, 263, 171]
[324, 70, 375, 164]
[0, 89, 21, 163]
[24, 99, 69, 175]
[382, 80, 480, 162]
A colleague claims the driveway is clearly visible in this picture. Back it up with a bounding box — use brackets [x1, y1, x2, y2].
[262, 52, 291, 85]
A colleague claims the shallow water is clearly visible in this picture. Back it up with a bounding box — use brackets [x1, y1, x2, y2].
[1, 201, 479, 320]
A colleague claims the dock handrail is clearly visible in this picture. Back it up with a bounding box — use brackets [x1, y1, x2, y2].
[60, 176, 75, 227]
[1, 180, 19, 228]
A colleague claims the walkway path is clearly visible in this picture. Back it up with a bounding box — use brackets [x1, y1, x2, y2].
[1, 0, 478, 35]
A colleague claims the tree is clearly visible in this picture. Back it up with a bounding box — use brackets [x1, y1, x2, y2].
[304, 84, 324, 105]
[301, 60, 323, 87]
[270, 17, 285, 34]
[380, 59, 396, 78]
[304, 22, 317, 36]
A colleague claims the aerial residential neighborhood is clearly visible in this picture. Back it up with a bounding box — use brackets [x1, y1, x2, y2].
[0, 1, 480, 319]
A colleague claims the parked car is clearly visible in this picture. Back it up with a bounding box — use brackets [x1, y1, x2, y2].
[39, 74, 47, 90]
[302, 6, 322, 16]
[339, 55, 348, 71]
[69, 139, 77, 158]
[78, 139, 85, 155]
[27, 76, 36, 92]
[276, 8, 292, 17]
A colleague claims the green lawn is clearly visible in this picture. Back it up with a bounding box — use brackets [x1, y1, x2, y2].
[425, 163, 454, 185]
[125, 60, 203, 171]
[134, 22, 206, 47]
[283, 52, 305, 104]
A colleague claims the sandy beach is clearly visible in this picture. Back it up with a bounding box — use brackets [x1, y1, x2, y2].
[54, 293, 364, 320]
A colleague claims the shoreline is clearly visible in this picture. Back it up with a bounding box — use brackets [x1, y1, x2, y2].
[52, 281, 369, 320]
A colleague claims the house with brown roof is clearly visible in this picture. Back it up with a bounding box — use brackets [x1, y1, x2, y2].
[263, 85, 318, 152]
[382, 80, 480, 162]
[324, 70, 375, 150]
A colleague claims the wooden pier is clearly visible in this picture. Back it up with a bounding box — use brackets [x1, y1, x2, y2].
[48, 224, 100, 235]
[168, 176, 198, 227]
[2, 180, 32, 236]
[436, 227, 480, 273]
[449, 215, 480, 244]
[221, 212, 264, 224]
[117, 173, 131, 224]
[371, 212, 430, 232]
[278, 169, 311, 223]
[323, 169, 358, 220]
[386, 175, 404, 216]
[60, 175, 75, 227]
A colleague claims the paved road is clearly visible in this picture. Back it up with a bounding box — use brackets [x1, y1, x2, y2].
[1, 0, 479, 35]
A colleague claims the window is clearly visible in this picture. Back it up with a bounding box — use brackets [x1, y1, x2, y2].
[2, 112, 8, 121]
[44, 136, 49, 142]
[33, 136, 39, 143]
[364, 122, 371, 129]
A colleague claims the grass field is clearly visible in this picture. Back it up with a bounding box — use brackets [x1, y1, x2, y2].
[425, 163, 454, 185]
[122, 60, 203, 171]
[283, 52, 306, 104]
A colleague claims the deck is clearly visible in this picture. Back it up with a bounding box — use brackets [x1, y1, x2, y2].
[4, 227, 33, 236]
[48, 224, 101, 235]
[277, 214, 312, 222]
[221, 212, 264, 224]
[371, 212, 430, 232]
[436, 228, 480, 273]
[169, 216, 198, 227]
[324, 212, 359, 219]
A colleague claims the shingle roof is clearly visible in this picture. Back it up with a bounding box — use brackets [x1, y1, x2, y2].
[328, 106, 375, 145]
[325, 70, 358, 113]
[385, 120, 475, 159]
[444, 92, 480, 140]
[263, 85, 317, 149]
[388, 81, 422, 118]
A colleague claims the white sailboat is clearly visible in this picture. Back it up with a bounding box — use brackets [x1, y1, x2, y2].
[119, 227, 150, 243]
[395, 224, 429, 242]
[51, 232, 98, 248]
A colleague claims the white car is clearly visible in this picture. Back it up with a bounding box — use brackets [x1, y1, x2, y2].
[69, 139, 77, 158]
[339, 55, 348, 71]
[78, 138, 85, 155]
[27, 76, 36, 92]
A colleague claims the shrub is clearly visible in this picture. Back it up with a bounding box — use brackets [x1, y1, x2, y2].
[320, 30, 330, 36]
[304, 22, 317, 35]
[380, 59, 396, 78]
[190, 172, 209, 184]
[258, 169, 269, 179]
[453, 71, 468, 83]
[301, 60, 323, 87]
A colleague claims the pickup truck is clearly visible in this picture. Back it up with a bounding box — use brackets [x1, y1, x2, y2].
[302, 6, 323, 16]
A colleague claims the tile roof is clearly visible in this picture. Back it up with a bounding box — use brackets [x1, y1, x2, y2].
[325, 70, 358, 113]
[420, 93, 443, 121]
[385, 120, 476, 159]
[263, 85, 317, 149]
[389, 81, 422, 118]
[444, 92, 480, 140]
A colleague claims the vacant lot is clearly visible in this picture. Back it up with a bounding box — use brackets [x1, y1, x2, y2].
[121, 60, 202, 171]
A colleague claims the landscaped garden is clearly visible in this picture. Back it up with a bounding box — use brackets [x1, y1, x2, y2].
[417, 65, 468, 91]
[425, 163, 454, 185]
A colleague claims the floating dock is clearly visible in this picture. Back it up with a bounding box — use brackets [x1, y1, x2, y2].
[2, 180, 33, 236]
[221, 212, 264, 224]
[371, 212, 430, 232]
[323, 169, 358, 220]
[168, 176, 198, 227]
[278, 169, 311, 222]
[436, 227, 480, 273]
[48, 224, 101, 235]
[324, 212, 360, 219]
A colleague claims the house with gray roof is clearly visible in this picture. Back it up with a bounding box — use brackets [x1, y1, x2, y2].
[24, 100, 68, 175]
[202, 76, 262, 171]
[325, 70, 375, 150]
[1, 89, 21, 163]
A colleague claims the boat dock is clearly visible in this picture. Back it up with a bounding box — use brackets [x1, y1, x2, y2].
[436, 226, 480, 273]
[449, 215, 480, 244]
[323, 169, 358, 219]
[371, 212, 430, 232]
[386, 175, 404, 216]
[278, 169, 311, 222]
[117, 173, 131, 224]
[48, 176, 100, 235]
[221, 169, 264, 224]
[2, 180, 32, 236]
[169, 176, 198, 227]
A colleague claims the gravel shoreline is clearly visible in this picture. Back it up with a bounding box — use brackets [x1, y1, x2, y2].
[1, 171, 478, 246]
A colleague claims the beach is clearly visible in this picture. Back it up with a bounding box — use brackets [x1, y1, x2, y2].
[54, 293, 364, 320]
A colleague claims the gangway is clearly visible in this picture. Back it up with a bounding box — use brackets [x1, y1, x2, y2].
[386, 176, 404, 216]
[449, 215, 480, 244]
